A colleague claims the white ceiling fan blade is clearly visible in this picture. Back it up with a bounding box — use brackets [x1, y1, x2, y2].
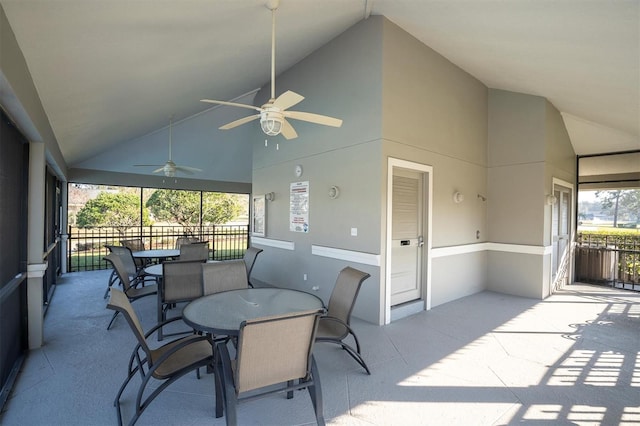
[220, 114, 261, 130]
[272, 90, 304, 110]
[134, 164, 163, 167]
[284, 110, 343, 127]
[200, 99, 262, 112]
[175, 165, 202, 174]
[281, 119, 298, 140]
[152, 167, 165, 173]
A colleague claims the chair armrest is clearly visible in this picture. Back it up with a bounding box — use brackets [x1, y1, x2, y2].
[148, 334, 213, 372]
[319, 315, 347, 327]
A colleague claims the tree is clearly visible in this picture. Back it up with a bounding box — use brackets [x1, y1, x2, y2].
[203, 192, 243, 225]
[76, 191, 150, 236]
[145, 190, 241, 236]
[596, 190, 640, 226]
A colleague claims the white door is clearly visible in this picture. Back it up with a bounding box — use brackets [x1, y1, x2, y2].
[390, 169, 424, 305]
[552, 184, 572, 284]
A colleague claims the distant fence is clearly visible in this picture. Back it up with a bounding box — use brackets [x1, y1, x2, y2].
[68, 225, 249, 272]
[575, 233, 640, 291]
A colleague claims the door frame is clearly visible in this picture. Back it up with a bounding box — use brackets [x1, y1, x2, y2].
[385, 158, 433, 324]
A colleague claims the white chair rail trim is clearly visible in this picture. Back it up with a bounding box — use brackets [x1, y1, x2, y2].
[311, 245, 380, 266]
[251, 237, 295, 251]
[431, 243, 552, 258]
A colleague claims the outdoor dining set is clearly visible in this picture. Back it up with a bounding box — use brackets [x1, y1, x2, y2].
[102, 239, 371, 426]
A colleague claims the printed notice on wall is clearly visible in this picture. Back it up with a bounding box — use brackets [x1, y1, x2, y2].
[290, 181, 309, 233]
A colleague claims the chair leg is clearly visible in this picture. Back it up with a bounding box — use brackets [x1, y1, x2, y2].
[308, 356, 326, 426]
[218, 343, 238, 425]
[105, 270, 118, 299]
[316, 336, 371, 375]
[114, 364, 140, 426]
[340, 342, 371, 375]
[107, 311, 119, 330]
[214, 365, 223, 418]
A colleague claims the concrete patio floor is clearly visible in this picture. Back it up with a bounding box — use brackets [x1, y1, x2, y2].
[1, 270, 639, 425]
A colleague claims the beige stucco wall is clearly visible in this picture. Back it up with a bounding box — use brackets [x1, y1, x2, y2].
[250, 16, 385, 323]
[251, 16, 492, 322]
[487, 89, 575, 299]
[381, 18, 489, 308]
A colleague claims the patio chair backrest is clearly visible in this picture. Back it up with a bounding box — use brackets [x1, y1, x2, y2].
[162, 260, 204, 304]
[105, 245, 138, 277]
[179, 241, 209, 261]
[326, 267, 371, 327]
[120, 238, 145, 252]
[235, 308, 323, 394]
[104, 253, 134, 292]
[201, 260, 248, 295]
[106, 287, 151, 355]
[242, 247, 263, 279]
[175, 236, 200, 249]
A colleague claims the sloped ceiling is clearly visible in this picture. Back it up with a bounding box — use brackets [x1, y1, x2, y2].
[1, 0, 638, 178]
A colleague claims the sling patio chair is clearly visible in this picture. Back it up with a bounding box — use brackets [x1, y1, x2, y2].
[107, 288, 214, 426]
[201, 260, 249, 296]
[104, 245, 153, 299]
[178, 241, 209, 261]
[242, 247, 263, 287]
[214, 308, 326, 426]
[104, 253, 157, 330]
[158, 259, 205, 340]
[120, 238, 148, 268]
[174, 236, 200, 249]
[315, 266, 372, 374]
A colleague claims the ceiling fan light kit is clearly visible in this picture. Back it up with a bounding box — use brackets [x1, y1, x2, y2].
[133, 117, 202, 177]
[200, 0, 342, 139]
[260, 110, 284, 136]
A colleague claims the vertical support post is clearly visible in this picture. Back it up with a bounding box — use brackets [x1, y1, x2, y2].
[27, 142, 46, 349]
[60, 182, 68, 274]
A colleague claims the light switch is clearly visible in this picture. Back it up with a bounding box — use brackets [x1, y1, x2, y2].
[351, 227, 358, 236]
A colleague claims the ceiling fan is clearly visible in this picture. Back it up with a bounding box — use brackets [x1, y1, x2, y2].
[200, 0, 342, 140]
[134, 117, 202, 177]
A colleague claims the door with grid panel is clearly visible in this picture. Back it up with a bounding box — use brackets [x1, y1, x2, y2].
[390, 169, 425, 305]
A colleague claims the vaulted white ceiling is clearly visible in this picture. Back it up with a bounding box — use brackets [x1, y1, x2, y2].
[1, 0, 638, 172]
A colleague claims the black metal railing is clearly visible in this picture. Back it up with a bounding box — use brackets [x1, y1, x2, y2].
[67, 225, 249, 272]
[575, 233, 640, 291]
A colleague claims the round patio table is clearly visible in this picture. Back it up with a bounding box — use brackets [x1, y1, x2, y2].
[132, 249, 180, 263]
[183, 288, 324, 336]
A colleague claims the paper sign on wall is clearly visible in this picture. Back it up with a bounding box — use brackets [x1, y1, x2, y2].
[290, 181, 309, 233]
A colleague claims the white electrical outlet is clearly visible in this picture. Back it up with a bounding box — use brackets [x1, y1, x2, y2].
[303, 273, 307, 281]
[351, 227, 358, 236]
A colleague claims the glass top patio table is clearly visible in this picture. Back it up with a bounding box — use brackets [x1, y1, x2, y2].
[182, 288, 324, 336]
[144, 259, 218, 276]
[131, 249, 180, 261]
[143, 263, 163, 276]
